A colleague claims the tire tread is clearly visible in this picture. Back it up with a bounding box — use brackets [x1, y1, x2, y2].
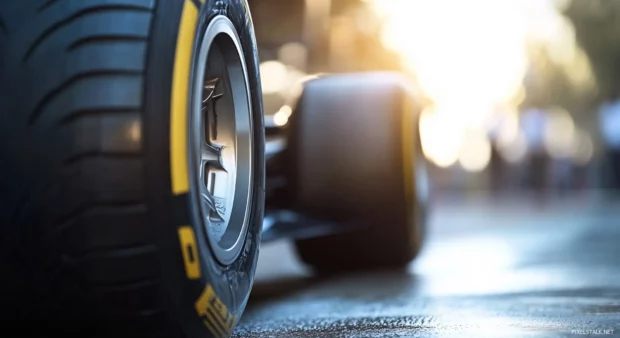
[0, 0, 167, 330]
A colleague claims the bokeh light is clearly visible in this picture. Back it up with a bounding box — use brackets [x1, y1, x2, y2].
[459, 128, 492, 172]
[260, 60, 289, 94]
[128, 120, 141, 143]
[273, 105, 293, 126]
[571, 129, 594, 165]
[419, 106, 463, 168]
[278, 42, 309, 71]
[543, 107, 575, 159]
[493, 107, 521, 149]
[499, 131, 528, 164]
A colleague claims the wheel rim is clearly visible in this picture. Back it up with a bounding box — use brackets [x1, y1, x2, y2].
[190, 15, 253, 266]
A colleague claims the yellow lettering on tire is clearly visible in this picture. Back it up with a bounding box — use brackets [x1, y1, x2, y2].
[195, 284, 238, 337]
[178, 226, 201, 280]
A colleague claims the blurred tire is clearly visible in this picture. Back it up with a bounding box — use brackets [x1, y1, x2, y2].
[0, 1, 264, 337]
[289, 73, 429, 272]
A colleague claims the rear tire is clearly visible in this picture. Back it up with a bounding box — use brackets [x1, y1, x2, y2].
[0, 1, 265, 337]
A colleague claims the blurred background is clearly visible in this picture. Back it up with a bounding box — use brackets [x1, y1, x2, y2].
[236, 2, 620, 335]
[248, 0, 620, 200]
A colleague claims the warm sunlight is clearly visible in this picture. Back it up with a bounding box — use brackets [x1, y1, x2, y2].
[376, 0, 528, 114]
[365, 0, 590, 169]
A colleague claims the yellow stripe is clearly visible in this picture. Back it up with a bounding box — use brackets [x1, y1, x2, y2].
[401, 93, 418, 249]
[170, 0, 199, 195]
[177, 226, 201, 279]
[401, 97, 414, 205]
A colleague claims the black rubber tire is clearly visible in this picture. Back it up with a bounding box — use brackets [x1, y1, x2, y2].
[0, 1, 265, 337]
[294, 190, 427, 273]
[288, 74, 428, 273]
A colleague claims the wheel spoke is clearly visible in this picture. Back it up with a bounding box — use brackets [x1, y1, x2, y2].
[203, 77, 224, 104]
[203, 77, 224, 143]
[201, 143, 221, 164]
[201, 191, 225, 222]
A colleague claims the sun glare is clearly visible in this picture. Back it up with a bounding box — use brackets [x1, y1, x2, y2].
[366, 0, 586, 168]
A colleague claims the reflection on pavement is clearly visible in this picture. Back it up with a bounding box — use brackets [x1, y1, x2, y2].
[235, 196, 620, 337]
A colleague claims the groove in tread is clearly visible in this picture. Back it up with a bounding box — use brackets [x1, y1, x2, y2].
[58, 108, 141, 125]
[55, 202, 147, 231]
[0, 15, 6, 35]
[67, 35, 148, 51]
[23, 4, 153, 62]
[29, 70, 143, 125]
[65, 244, 157, 263]
[38, 0, 61, 13]
[63, 151, 143, 166]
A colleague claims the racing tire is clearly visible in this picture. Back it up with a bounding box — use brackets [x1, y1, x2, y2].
[289, 73, 429, 272]
[0, 1, 265, 337]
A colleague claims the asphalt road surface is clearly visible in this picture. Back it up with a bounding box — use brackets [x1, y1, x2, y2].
[234, 194, 620, 337]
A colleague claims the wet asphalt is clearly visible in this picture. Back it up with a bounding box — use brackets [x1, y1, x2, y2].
[234, 195, 620, 337]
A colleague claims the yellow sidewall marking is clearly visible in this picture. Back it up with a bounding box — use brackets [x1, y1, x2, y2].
[196, 284, 235, 337]
[178, 226, 201, 279]
[401, 94, 419, 249]
[202, 319, 224, 338]
[170, 0, 199, 195]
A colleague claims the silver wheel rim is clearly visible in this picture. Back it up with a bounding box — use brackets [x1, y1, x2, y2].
[189, 15, 253, 266]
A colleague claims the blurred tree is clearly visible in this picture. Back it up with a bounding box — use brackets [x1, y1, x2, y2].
[523, 46, 595, 113]
[565, 0, 620, 102]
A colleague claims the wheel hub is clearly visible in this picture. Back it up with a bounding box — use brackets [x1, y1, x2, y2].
[190, 15, 253, 266]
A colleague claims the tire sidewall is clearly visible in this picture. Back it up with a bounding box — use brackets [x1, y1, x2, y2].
[144, 0, 264, 337]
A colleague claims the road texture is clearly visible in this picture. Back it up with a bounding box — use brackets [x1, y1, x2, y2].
[234, 195, 620, 337]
